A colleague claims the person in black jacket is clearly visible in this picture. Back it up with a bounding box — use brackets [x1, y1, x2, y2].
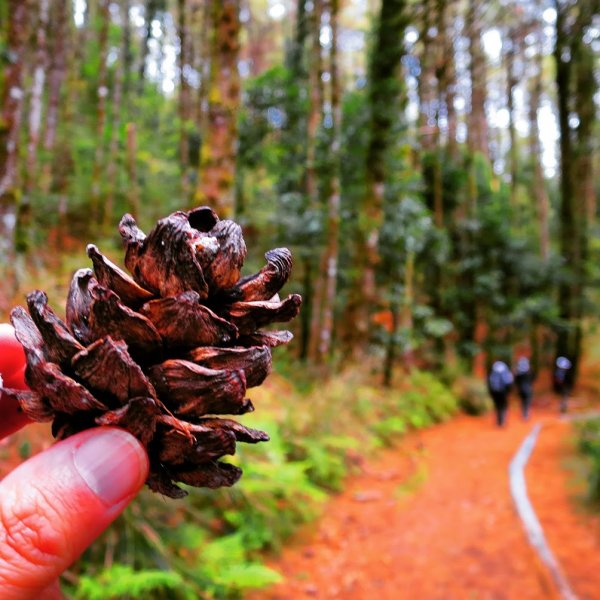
[514, 356, 534, 420]
[553, 356, 572, 413]
[487, 361, 513, 427]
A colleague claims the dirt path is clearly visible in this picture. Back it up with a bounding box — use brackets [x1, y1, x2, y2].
[254, 404, 600, 600]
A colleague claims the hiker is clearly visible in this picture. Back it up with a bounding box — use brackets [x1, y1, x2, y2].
[487, 360, 514, 427]
[514, 356, 534, 420]
[553, 356, 572, 414]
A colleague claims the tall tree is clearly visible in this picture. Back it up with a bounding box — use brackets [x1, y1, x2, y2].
[104, 0, 128, 231]
[504, 19, 520, 209]
[0, 0, 29, 201]
[553, 0, 597, 379]
[138, 0, 162, 92]
[177, 0, 192, 196]
[349, 0, 408, 346]
[465, 0, 489, 161]
[24, 0, 50, 193]
[305, 0, 323, 209]
[309, 0, 342, 361]
[527, 18, 550, 260]
[40, 0, 69, 194]
[195, 0, 241, 217]
[90, 0, 110, 226]
[437, 0, 457, 157]
[306, 0, 326, 361]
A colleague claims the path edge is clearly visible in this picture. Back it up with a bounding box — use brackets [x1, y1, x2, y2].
[509, 423, 579, 600]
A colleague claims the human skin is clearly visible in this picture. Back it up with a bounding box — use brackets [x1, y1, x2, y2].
[0, 324, 149, 599]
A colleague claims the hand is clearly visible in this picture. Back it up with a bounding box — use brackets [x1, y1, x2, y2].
[0, 323, 30, 438]
[0, 324, 149, 599]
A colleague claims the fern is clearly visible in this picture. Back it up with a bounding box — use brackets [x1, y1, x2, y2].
[75, 565, 197, 600]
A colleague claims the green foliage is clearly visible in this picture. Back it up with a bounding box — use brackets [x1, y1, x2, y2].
[451, 376, 491, 416]
[576, 418, 600, 504]
[75, 565, 196, 600]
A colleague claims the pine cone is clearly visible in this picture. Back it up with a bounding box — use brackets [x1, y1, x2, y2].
[2, 206, 301, 498]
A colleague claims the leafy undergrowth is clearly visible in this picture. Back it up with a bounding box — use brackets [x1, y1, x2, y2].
[575, 417, 600, 505]
[60, 360, 458, 599]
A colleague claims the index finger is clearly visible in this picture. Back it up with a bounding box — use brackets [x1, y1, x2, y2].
[0, 323, 31, 439]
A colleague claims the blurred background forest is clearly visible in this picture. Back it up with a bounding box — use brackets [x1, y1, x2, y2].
[0, 0, 598, 597]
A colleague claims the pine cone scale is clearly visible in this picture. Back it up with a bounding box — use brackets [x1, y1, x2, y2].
[87, 244, 155, 309]
[139, 291, 238, 349]
[71, 337, 157, 406]
[148, 360, 248, 418]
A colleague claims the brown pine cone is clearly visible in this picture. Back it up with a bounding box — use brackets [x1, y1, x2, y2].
[1, 206, 301, 498]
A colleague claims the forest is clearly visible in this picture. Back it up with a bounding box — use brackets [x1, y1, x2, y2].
[0, 0, 598, 598]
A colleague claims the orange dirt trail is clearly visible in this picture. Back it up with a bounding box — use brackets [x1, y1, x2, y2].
[255, 403, 600, 600]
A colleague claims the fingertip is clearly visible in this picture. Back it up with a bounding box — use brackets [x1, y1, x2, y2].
[72, 427, 149, 507]
[0, 427, 149, 598]
[0, 324, 26, 381]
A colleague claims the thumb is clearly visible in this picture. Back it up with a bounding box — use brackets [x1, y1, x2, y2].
[0, 427, 149, 599]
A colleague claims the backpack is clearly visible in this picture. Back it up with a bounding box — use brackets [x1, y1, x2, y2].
[554, 367, 567, 385]
[489, 369, 507, 392]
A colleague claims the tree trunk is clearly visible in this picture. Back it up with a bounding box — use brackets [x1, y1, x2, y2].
[122, 0, 133, 100]
[317, 0, 342, 360]
[306, 0, 326, 361]
[0, 0, 29, 201]
[306, 0, 323, 208]
[125, 123, 140, 220]
[90, 0, 110, 227]
[417, 0, 436, 152]
[24, 0, 50, 194]
[528, 23, 550, 260]
[104, 0, 128, 232]
[195, 0, 241, 218]
[40, 0, 68, 194]
[554, 0, 582, 378]
[138, 0, 160, 92]
[572, 5, 596, 226]
[177, 0, 192, 197]
[309, 0, 342, 362]
[465, 0, 488, 159]
[504, 25, 518, 210]
[350, 0, 408, 349]
[0, 0, 29, 277]
[438, 0, 457, 157]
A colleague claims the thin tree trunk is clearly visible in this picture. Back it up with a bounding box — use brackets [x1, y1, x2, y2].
[554, 0, 580, 376]
[306, 0, 326, 361]
[90, 0, 110, 227]
[177, 0, 192, 197]
[0, 0, 29, 279]
[0, 0, 29, 200]
[138, 0, 159, 92]
[383, 302, 399, 387]
[122, 0, 133, 100]
[306, 0, 323, 208]
[125, 122, 140, 220]
[439, 0, 457, 157]
[24, 0, 50, 194]
[195, 0, 241, 217]
[504, 25, 518, 209]
[572, 5, 596, 226]
[104, 0, 128, 232]
[466, 0, 488, 159]
[417, 0, 436, 151]
[350, 0, 408, 349]
[40, 0, 68, 194]
[528, 23, 550, 260]
[317, 0, 342, 360]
